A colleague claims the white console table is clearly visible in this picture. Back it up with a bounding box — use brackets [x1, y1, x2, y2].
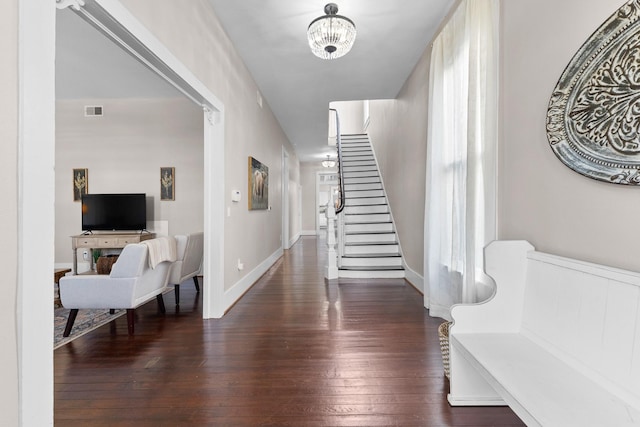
[71, 232, 155, 274]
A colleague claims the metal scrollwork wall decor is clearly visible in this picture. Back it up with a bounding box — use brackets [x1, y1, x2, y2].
[546, 0, 640, 185]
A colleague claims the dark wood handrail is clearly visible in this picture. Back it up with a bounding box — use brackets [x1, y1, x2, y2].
[329, 108, 346, 214]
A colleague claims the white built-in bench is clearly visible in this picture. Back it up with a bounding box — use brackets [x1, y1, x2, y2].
[448, 240, 640, 427]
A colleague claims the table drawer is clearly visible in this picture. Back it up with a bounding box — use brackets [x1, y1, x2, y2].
[75, 237, 97, 247]
[117, 237, 140, 246]
[95, 237, 121, 248]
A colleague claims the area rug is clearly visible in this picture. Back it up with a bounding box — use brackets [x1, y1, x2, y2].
[54, 308, 125, 349]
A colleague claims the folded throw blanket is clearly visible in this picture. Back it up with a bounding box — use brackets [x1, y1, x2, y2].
[141, 237, 177, 268]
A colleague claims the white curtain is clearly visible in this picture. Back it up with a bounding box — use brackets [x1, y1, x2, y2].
[424, 0, 499, 320]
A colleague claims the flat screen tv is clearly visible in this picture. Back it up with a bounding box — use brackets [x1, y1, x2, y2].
[81, 193, 147, 232]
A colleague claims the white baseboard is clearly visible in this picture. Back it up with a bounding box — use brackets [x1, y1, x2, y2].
[288, 232, 301, 248]
[55, 263, 73, 270]
[447, 395, 506, 406]
[223, 247, 283, 311]
[403, 262, 424, 294]
[300, 229, 317, 236]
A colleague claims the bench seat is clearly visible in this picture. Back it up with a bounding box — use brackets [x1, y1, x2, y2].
[452, 333, 640, 426]
[447, 240, 640, 427]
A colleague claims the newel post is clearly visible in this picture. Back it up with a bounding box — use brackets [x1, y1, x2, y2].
[325, 204, 339, 280]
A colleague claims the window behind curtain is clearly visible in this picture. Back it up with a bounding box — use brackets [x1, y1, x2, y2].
[424, 0, 499, 320]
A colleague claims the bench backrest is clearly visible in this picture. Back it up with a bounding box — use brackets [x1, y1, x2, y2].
[523, 251, 640, 407]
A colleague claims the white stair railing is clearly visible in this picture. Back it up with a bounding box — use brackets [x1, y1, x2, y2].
[327, 108, 346, 273]
[337, 205, 344, 267]
[324, 202, 338, 280]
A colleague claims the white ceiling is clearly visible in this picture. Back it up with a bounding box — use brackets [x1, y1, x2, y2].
[207, 0, 453, 161]
[56, 1, 454, 161]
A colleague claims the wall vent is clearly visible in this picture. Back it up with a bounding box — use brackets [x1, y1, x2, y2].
[84, 106, 103, 117]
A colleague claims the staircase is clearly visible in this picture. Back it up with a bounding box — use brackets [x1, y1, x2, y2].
[337, 134, 405, 279]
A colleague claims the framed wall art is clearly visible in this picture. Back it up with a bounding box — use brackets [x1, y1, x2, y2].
[161, 167, 175, 201]
[546, 0, 640, 185]
[248, 156, 269, 210]
[73, 168, 88, 201]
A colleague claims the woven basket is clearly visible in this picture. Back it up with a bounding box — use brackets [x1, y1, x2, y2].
[438, 321, 452, 379]
[96, 255, 119, 275]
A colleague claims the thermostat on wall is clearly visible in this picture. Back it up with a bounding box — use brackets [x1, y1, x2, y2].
[231, 190, 241, 202]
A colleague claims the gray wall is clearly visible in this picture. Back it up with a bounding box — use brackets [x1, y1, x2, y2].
[118, 0, 300, 290]
[366, 46, 431, 280]
[498, 0, 640, 271]
[353, 0, 634, 282]
[55, 97, 204, 270]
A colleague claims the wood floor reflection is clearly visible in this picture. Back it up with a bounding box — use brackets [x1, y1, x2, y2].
[54, 236, 524, 426]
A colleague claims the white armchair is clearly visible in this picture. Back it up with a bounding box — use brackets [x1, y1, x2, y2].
[169, 232, 204, 305]
[59, 241, 173, 336]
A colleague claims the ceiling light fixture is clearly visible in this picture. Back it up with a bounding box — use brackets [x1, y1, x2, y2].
[322, 155, 337, 168]
[307, 3, 357, 60]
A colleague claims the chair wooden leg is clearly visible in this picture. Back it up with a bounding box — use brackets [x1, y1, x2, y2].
[157, 294, 166, 314]
[193, 276, 200, 292]
[174, 284, 180, 305]
[63, 309, 79, 337]
[126, 309, 135, 335]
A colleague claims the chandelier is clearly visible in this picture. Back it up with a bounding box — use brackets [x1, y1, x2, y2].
[322, 155, 337, 168]
[307, 3, 357, 60]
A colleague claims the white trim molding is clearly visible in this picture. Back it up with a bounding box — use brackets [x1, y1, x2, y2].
[19, 1, 56, 425]
[403, 262, 424, 294]
[288, 232, 301, 248]
[300, 230, 317, 236]
[223, 247, 284, 312]
[56, 0, 85, 11]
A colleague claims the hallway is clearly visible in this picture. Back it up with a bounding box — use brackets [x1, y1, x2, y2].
[54, 237, 523, 426]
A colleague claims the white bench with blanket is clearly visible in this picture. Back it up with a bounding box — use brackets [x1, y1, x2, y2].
[448, 240, 640, 426]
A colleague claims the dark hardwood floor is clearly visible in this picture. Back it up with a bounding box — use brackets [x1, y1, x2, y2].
[54, 236, 524, 426]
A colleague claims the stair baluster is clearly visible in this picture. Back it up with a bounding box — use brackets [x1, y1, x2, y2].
[324, 202, 338, 280]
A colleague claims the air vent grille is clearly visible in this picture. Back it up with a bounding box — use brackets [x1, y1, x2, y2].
[84, 106, 103, 117]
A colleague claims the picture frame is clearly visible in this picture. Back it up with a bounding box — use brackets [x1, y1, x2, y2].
[73, 168, 88, 201]
[248, 156, 269, 210]
[160, 167, 175, 201]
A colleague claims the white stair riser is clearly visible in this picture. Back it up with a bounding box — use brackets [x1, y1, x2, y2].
[345, 197, 386, 206]
[342, 146, 371, 156]
[344, 183, 382, 191]
[342, 160, 376, 168]
[341, 139, 369, 144]
[341, 151, 371, 157]
[342, 166, 377, 173]
[338, 270, 405, 279]
[344, 245, 400, 256]
[341, 143, 370, 148]
[345, 233, 397, 244]
[341, 155, 374, 162]
[344, 205, 389, 214]
[341, 257, 403, 267]
[344, 176, 382, 187]
[345, 214, 391, 223]
[346, 189, 385, 198]
[345, 223, 394, 233]
[343, 171, 379, 179]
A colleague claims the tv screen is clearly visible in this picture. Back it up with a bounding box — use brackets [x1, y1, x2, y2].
[81, 193, 147, 231]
